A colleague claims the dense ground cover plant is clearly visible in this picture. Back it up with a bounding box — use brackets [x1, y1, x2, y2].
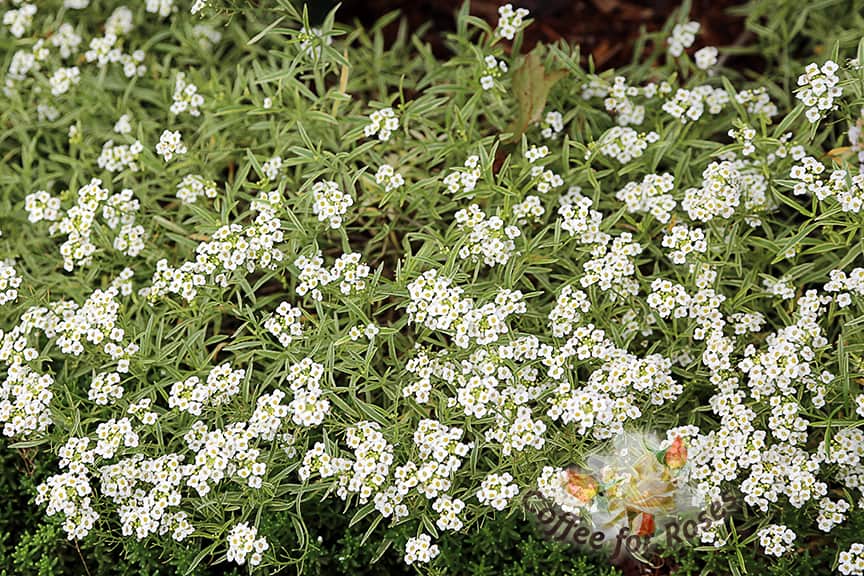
[3, 0, 864, 574]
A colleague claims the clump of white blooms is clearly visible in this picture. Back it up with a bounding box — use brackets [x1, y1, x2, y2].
[695, 46, 718, 69]
[374, 164, 404, 192]
[668, 21, 700, 57]
[662, 224, 707, 264]
[495, 4, 529, 40]
[616, 173, 676, 223]
[443, 155, 482, 196]
[264, 302, 303, 347]
[364, 107, 399, 141]
[795, 60, 842, 123]
[476, 472, 519, 510]
[156, 130, 187, 162]
[480, 55, 508, 90]
[682, 161, 741, 221]
[757, 524, 797, 557]
[170, 72, 204, 116]
[168, 363, 245, 416]
[454, 204, 521, 267]
[594, 126, 659, 164]
[176, 174, 218, 204]
[404, 533, 440, 565]
[309, 180, 354, 229]
[839, 543, 864, 576]
[97, 140, 144, 173]
[3, 3, 36, 38]
[226, 522, 269, 566]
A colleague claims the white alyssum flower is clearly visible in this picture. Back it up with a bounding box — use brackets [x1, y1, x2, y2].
[476, 472, 519, 510]
[114, 114, 132, 134]
[495, 4, 529, 40]
[757, 524, 796, 557]
[170, 72, 204, 116]
[615, 173, 676, 223]
[264, 301, 303, 347]
[260, 156, 282, 180]
[662, 224, 708, 264]
[310, 180, 353, 229]
[145, 0, 175, 17]
[97, 140, 144, 173]
[694, 46, 719, 69]
[49, 67, 81, 96]
[3, 3, 36, 38]
[176, 174, 218, 204]
[593, 126, 658, 164]
[364, 107, 399, 141]
[443, 155, 482, 196]
[480, 54, 508, 90]
[668, 21, 700, 57]
[404, 533, 439, 565]
[795, 60, 842, 123]
[156, 130, 187, 162]
[839, 543, 864, 575]
[226, 522, 269, 566]
[374, 164, 405, 192]
[454, 204, 521, 267]
[682, 161, 741, 221]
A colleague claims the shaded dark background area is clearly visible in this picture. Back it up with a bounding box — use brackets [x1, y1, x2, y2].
[310, 0, 751, 69]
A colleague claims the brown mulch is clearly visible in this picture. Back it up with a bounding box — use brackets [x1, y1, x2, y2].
[335, 0, 754, 70]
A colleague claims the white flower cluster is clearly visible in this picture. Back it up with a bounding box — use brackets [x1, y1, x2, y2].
[170, 71, 204, 116]
[615, 172, 676, 223]
[594, 126, 658, 164]
[145, 0, 175, 18]
[825, 267, 864, 307]
[88, 371, 123, 405]
[795, 60, 842, 123]
[364, 107, 399, 141]
[407, 270, 526, 347]
[816, 497, 850, 532]
[662, 85, 729, 123]
[375, 164, 404, 192]
[226, 522, 269, 566]
[495, 4, 529, 40]
[97, 139, 144, 173]
[682, 161, 741, 221]
[840, 543, 864, 576]
[558, 189, 607, 244]
[404, 533, 439, 565]
[176, 174, 218, 204]
[790, 157, 864, 213]
[145, 202, 283, 302]
[287, 357, 330, 426]
[264, 301, 303, 346]
[540, 110, 564, 139]
[156, 129, 187, 162]
[168, 363, 245, 416]
[310, 180, 354, 229]
[294, 251, 370, 301]
[49, 66, 81, 96]
[735, 87, 778, 118]
[262, 156, 282, 180]
[667, 21, 700, 57]
[3, 3, 36, 38]
[513, 195, 545, 223]
[443, 155, 481, 196]
[581, 233, 643, 297]
[757, 524, 796, 557]
[662, 224, 707, 264]
[83, 8, 146, 78]
[476, 472, 519, 510]
[35, 472, 99, 539]
[549, 285, 591, 337]
[0, 260, 22, 306]
[454, 204, 521, 267]
[695, 46, 718, 70]
[25, 190, 61, 223]
[480, 55, 508, 91]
